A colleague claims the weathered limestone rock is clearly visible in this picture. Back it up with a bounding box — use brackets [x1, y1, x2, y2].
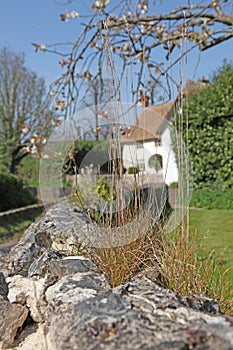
[0, 272, 8, 300]
[7, 204, 91, 276]
[46, 273, 233, 350]
[7, 256, 110, 322]
[0, 299, 28, 349]
[46, 270, 110, 317]
[12, 323, 52, 350]
[7, 275, 47, 323]
[28, 249, 64, 278]
[47, 205, 90, 252]
[0, 251, 8, 278]
[0, 273, 28, 349]
[8, 221, 53, 276]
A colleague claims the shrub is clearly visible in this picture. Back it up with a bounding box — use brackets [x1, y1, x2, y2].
[169, 182, 178, 189]
[95, 177, 116, 202]
[16, 155, 40, 186]
[0, 172, 35, 211]
[177, 62, 233, 189]
[128, 166, 139, 174]
[63, 140, 101, 174]
[190, 188, 233, 209]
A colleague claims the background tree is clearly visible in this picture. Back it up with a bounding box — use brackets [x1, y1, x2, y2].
[80, 76, 114, 140]
[0, 47, 54, 173]
[32, 0, 233, 115]
[179, 61, 233, 189]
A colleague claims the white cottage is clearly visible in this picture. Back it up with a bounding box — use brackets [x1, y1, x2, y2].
[122, 102, 178, 186]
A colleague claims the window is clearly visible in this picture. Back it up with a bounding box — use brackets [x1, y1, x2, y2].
[148, 154, 163, 172]
[154, 138, 161, 147]
[136, 142, 143, 149]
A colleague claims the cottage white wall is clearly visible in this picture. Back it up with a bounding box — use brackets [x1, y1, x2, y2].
[122, 126, 178, 185]
[142, 141, 161, 173]
[122, 144, 138, 169]
[160, 126, 178, 185]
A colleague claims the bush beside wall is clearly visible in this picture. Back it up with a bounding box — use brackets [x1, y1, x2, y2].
[0, 173, 35, 211]
[190, 188, 233, 209]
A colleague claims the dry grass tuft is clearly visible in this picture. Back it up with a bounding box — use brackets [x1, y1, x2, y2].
[89, 225, 159, 287]
[87, 214, 233, 314]
[151, 223, 233, 314]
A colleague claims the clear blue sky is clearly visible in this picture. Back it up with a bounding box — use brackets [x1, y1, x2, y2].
[1, 0, 233, 89]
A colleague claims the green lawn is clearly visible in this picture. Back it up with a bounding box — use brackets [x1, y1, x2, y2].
[189, 209, 233, 283]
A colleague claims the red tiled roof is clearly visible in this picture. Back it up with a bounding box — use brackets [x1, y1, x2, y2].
[122, 101, 174, 142]
[122, 79, 208, 142]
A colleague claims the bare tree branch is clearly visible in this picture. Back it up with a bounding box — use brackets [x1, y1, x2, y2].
[33, 0, 233, 117]
[200, 30, 233, 50]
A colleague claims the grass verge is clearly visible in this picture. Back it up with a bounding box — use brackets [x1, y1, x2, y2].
[189, 209, 233, 283]
[0, 208, 44, 244]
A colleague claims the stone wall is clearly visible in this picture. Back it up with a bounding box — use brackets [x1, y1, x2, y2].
[0, 203, 232, 350]
[25, 187, 73, 203]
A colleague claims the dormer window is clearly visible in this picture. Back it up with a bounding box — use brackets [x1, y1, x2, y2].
[136, 142, 144, 149]
[154, 138, 161, 147]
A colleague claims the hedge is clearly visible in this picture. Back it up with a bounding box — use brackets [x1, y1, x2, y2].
[0, 172, 35, 211]
[190, 188, 233, 209]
